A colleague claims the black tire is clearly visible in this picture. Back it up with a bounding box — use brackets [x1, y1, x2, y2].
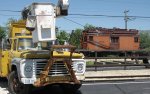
[8, 71, 33, 94]
[61, 84, 82, 94]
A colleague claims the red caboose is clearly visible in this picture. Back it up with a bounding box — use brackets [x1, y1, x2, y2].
[81, 27, 139, 51]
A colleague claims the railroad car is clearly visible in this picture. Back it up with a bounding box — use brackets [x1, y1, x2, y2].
[81, 27, 139, 51]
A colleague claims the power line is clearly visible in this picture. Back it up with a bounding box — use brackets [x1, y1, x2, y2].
[0, 14, 20, 16]
[69, 13, 150, 19]
[0, 9, 150, 19]
[0, 10, 21, 12]
[67, 17, 110, 19]
[0, 13, 149, 19]
[95, 0, 149, 6]
[69, 14, 123, 18]
[63, 17, 84, 27]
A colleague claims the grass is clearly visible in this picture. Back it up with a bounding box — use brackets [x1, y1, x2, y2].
[86, 61, 94, 66]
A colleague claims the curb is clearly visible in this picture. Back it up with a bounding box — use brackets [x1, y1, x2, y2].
[84, 76, 150, 83]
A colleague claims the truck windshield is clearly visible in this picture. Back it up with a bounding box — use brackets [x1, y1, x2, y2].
[18, 38, 35, 50]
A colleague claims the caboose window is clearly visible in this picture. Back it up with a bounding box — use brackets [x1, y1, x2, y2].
[111, 37, 119, 43]
[84, 36, 87, 42]
[134, 37, 139, 43]
[89, 36, 93, 41]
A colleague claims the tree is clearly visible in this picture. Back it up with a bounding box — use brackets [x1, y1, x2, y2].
[0, 26, 6, 40]
[140, 32, 150, 49]
[69, 24, 95, 48]
[84, 24, 95, 30]
[69, 29, 82, 48]
[6, 18, 18, 28]
[6, 18, 24, 37]
[56, 30, 70, 45]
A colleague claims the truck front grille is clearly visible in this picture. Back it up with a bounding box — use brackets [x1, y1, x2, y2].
[36, 61, 69, 76]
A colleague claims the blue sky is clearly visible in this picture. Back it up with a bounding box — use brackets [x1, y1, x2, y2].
[0, 0, 150, 32]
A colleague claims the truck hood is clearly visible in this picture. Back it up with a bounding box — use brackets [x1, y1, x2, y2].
[12, 50, 83, 59]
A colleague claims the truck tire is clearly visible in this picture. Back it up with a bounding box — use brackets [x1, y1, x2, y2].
[8, 71, 33, 94]
[61, 84, 82, 94]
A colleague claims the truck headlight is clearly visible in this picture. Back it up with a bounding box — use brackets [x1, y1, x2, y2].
[25, 65, 33, 72]
[77, 63, 84, 73]
[20, 59, 35, 78]
[24, 63, 33, 78]
[72, 59, 86, 74]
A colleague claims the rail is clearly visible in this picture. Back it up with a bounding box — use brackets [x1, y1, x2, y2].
[86, 75, 150, 79]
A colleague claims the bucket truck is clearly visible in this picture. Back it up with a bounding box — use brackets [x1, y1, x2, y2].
[0, 0, 86, 94]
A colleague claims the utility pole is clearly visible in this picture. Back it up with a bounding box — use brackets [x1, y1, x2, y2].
[124, 10, 129, 29]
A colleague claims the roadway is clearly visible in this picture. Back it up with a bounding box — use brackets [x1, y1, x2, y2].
[0, 79, 150, 94]
[81, 80, 150, 94]
[32, 80, 150, 94]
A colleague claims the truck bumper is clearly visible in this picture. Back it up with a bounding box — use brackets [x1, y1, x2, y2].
[76, 75, 85, 81]
[21, 78, 36, 84]
[21, 75, 85, 85]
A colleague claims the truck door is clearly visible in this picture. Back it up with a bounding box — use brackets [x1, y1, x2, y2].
[0, 39, 10, 77]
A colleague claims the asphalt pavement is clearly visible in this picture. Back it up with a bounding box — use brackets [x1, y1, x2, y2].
[1, 78, 150, 94]
[1, 68, 150, 94]
[81, 80, 150, 94]
[30, 80, 150, 94]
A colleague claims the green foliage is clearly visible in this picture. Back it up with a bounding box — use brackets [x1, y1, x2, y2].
[69, 24, 95, 48]
[6, 18, 18, 28]
[86, 61, 94, 66]
[0, 26, 6, 39]
[6, 18, 23, 31]
[5, 18, 19, 37]
[69, 29, 82, 48]
[56, 30, 70, 45]
[140, 32, 150, 49]
[84, 24, 95, 30]
[139, 47, 150, 53]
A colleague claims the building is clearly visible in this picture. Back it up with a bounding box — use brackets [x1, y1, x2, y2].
[81, 27, 139, 51]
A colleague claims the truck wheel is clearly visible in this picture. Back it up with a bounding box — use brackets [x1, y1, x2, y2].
[8, 71, 32, 94]
[61, 84, 82, 94]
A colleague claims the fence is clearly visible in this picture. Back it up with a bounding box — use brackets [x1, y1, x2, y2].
[84, 51, 150, 71]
